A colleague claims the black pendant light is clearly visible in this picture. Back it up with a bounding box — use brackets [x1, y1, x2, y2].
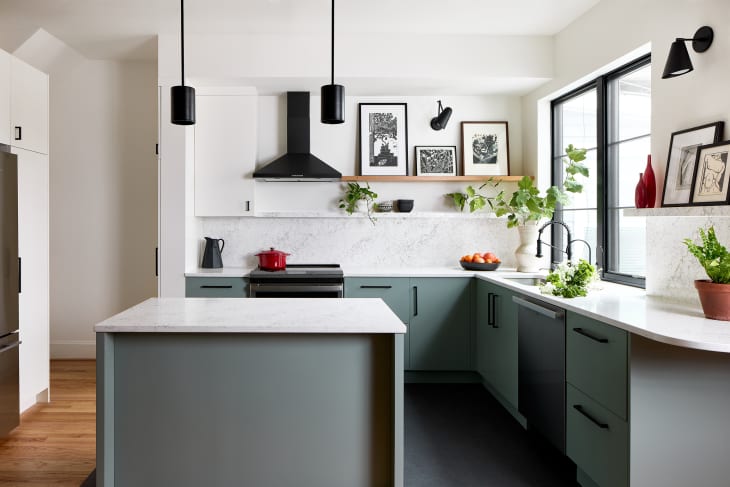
[171, 0, 195, 125]
[321, 0, 345, 124]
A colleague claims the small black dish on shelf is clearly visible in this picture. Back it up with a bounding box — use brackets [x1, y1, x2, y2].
[460, 261, 501, 271]
[397, 199, 414, 212]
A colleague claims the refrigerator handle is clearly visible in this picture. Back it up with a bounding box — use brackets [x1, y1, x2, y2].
[18, 257, 21, 293]
[0, 340, 21, 354]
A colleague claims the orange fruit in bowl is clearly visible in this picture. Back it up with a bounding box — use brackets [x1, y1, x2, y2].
[473, 256, 486, 264]
[462, 255, 473, 263]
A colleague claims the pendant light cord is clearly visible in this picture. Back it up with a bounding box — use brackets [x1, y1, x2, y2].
[180, 0, 185, 86]
[330, 0, 335, 85]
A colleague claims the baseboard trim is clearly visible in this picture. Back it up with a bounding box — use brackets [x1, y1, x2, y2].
[51, 340, 96, 359]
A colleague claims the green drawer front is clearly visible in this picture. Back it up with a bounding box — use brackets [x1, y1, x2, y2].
[566, 312, 628, 419]
[185, 277, 247, 297]
[345, 277, 410, 369]
[566, 384, 628, 487]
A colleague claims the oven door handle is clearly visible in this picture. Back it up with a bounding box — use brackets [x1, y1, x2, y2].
[249, 284, 344, 294]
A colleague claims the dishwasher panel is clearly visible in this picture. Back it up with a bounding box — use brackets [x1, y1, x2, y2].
[514, 295, 566, 453]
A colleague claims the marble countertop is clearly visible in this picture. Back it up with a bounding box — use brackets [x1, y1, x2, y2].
[95, 297, 407, 334]
[182, 265, 730, 353]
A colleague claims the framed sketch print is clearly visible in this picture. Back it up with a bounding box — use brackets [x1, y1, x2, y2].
[661, 121, 724, 207]
[461, 121, 510, 176]
[359, 103, 408, 176]
[689, 141, 730, 206]
[415, 146, 457, 176]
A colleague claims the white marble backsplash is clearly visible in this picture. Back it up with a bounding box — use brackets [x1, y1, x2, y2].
[646, 216, 730, 304]
[199, 215, 524, 270]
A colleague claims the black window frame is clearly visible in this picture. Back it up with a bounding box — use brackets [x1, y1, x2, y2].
[551, 54, 651, 288]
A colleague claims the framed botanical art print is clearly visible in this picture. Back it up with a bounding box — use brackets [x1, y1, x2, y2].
[661, 121, 724, 207]
[415, 146, 457, 176]
[359, 103, 408, 176]
[461, 121, 510, 176]
[689, 140, 730, 206]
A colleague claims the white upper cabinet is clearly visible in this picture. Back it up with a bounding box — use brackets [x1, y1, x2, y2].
[0, 49, 10, 146]
[194, 87, 257, 216]
[10, 57, 49, 154]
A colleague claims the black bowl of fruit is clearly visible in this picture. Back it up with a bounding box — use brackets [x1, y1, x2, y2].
[459, 252, 501, 271]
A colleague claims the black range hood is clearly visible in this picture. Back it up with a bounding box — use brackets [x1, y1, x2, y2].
[253, 92, 342, 182]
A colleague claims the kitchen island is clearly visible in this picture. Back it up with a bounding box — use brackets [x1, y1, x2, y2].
[95, 298, 406, 487]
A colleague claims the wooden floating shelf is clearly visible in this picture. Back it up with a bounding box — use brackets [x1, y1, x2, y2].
[340, 175, 529, 182]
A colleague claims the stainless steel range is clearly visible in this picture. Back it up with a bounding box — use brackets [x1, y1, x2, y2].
[249, 264, 344, 298]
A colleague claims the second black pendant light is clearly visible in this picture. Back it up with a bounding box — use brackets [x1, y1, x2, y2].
[321, 0, 344, 124]
[171, 0, 195, 125]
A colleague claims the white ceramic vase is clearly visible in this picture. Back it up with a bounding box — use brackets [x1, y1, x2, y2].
[515, 224, 541, 272]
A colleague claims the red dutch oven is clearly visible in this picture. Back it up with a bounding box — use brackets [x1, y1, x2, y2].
[256, 247, 290, 271]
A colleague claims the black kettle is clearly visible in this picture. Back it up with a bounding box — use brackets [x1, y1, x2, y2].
[202, 237, 224, 268]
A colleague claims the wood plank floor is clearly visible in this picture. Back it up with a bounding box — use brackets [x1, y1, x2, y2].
[0, 360, 96, 487]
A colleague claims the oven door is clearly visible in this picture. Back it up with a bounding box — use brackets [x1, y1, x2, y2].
[249, 283, 343, 298]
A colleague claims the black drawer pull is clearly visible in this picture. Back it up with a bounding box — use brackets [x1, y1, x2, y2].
[200, 285, 233, 289]
[573, 327, 609, 343]
[360, 285, 392, 289]
[573, 404, 609, 429]
[14, 126, 21, 141]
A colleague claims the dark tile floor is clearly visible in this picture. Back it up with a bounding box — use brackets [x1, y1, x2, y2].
[405, 383, 579, 487]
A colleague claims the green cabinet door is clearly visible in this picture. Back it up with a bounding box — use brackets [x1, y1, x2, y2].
[185, 277, 248, 297]
[409, 277, 471, 370]
[345, 277, 411, 368]
[475, 279, 518, 408]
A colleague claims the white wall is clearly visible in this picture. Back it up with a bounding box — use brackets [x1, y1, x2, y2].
[14, 31, 158, 358]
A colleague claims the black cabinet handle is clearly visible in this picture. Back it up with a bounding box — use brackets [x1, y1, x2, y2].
[573, 404, 609, 429]
[573, 327, 609, 343]
[360, 285, 392, 289]
[245, 201, 251, 212]
[18, 257, 21, 293]
[413, 286, 418, 317]
[155, 247, 159, 277]
[487, 292, 496, 327]
[201, 285, 233, 289]
[14, 126, 21, 141]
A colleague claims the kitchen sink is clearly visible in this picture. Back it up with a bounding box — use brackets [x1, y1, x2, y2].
[503, 277, 547, 286]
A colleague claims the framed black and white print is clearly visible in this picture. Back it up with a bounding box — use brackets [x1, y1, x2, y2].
[415, 146, 457, 176]
[359, 103, 408, 176]
[689, 141, 730, 206]
[461, 121, 510, 176]
[661, 121, 724, 207]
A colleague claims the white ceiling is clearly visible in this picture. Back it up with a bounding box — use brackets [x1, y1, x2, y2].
[0, 0, 600, 61]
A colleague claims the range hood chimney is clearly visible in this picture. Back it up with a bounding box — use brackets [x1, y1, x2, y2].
[253, 92, 342, 181]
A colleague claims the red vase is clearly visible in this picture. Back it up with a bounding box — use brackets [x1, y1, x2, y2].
[643, 155, 656, 208]
[635, 172, 647, 208]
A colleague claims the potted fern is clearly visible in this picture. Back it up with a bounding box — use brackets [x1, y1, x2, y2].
[684, 226, 730, 321]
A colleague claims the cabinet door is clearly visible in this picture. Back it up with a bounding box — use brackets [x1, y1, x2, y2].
[15, 148, 49, 411]
[0, 50, 10, 146]
[185, 277, 248, 298]
[409, 277, 470, 370]
[10, 57, 48, 154]
[194, 91, 256, 216]
[345, 277, 410, 368]
[476, 279, 518, 408]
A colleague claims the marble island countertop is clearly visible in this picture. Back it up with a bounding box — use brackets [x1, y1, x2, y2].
[95, 297, 407, 334]
[183, 265, 730, 353]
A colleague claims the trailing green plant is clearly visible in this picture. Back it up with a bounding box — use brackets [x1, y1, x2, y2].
[684, 226, 730, 284]
[339, 182, 378, 224]
[446, 144, 589, 228]
[539, 259, 599, 298]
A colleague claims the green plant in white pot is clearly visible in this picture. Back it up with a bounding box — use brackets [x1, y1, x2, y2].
[339, 182, 378, 224]
[684, 226, 730, 321]
[447, 145, 588, 271]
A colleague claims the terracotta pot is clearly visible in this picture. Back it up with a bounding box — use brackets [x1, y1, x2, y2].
[694, 279, 730, 321]
[255, 247, 290, 271]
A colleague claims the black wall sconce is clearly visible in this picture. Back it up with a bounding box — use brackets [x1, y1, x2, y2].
[430, 100, 452, 130]
[662, 25, 714, 79]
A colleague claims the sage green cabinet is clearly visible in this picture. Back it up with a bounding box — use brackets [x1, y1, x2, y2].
[409, 277, 471, 371]
[185, 277, 248, 297]
[345, 277, 411, 368]
[565, 311, 629, 487]
[475, 279, 518, 408]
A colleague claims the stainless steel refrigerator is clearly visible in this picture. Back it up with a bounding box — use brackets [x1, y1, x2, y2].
[0, 145, 20, 438]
